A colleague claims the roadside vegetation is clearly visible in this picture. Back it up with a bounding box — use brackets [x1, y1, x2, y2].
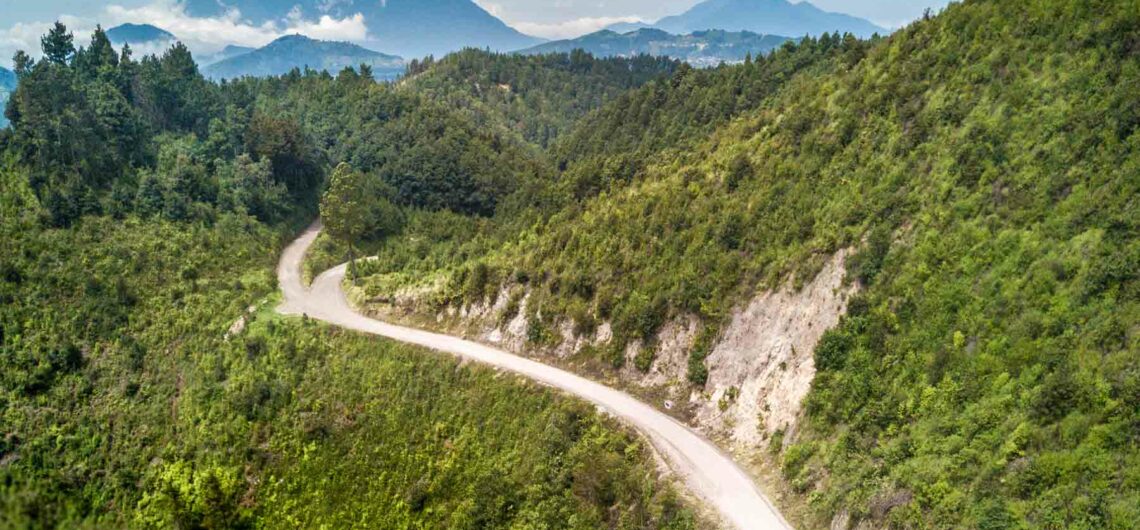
[0, 26, 698, 529]
[4, 0, 1138, 526]
[322, 0, 1140, 528]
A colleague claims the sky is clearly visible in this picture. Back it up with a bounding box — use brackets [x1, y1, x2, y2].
[0, 0, 952, 62]
[476, 0, 952, 39]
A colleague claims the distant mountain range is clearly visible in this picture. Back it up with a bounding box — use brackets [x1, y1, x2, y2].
[1, 66, 15, 128]
[608, 0, 885, 39]
[520, 29, 791, 67]
[182, 0, 544, 59]
[106, 23, 175, 47]
[198, 45, 256, 67]
[93, 0, 885, 81]
[203, 35, 403, 80]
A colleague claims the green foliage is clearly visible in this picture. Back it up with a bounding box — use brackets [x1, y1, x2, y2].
[0, 183, 279, 527]
[405, 49, 678, 148]
[342, 1, 1140, 527]
[0, 38, 704, 527]
[135, 462, 250, 530]
[253, 329, 696, 530]
[551, 33, 873, 182]
[320, 162, 405, 252]
[216, 154, 289, 223]
[634, 345, 657, 373]
[613, 290, 668, 344]
[3, 23, 323, 226]
[0, 161, 698, 528]
[343, 33, 880, 364]
[847, 226, 891, 286]
[685, 326, 719, 386]
[8, 1, 1140, 527]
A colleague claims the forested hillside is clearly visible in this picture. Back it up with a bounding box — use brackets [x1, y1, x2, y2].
[403, 49, 679, 147]
[203, 35, 405, 81]
[4, 0, 1139, 528]
[0, 23, 699, 529]
[331, 0, 1140, 528]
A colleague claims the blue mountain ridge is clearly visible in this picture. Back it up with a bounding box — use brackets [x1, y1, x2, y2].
[183, 0, 544, 59]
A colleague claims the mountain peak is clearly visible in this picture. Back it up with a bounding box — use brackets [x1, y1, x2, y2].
[203, 35, 403, 80]
[106, 23, 176, 45]
[519, 28, 790, 67]
[183, 0, 543, 58]
[623, 0, 884, 39]
[270, 34, 316, 45]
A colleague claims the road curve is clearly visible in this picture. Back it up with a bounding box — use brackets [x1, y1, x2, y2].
[277, 222, 793, 530]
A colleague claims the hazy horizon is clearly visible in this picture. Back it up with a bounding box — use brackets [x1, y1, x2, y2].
[0, 0, 951, 63]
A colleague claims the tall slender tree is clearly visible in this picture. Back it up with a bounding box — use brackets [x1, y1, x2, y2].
[320, 163, 404, 282]
[41, 22, 75, 65]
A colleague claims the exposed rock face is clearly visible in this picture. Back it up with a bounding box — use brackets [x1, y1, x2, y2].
[358, 250, 855, 453]
[694, 250, 855, 448]
[621, 316, 702, 388]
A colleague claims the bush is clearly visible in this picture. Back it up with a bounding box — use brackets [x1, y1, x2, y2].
[634, 344, 657, 373]
[814, 329, 853, 372]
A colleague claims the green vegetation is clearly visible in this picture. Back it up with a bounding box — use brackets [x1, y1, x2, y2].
[320, 162, 405, 278]
[3, 24, 323, 227]
[404, 49, 679, 147]
[0, 177, 694, 528]
[6, 0, 1140, 526]
[338, 0, 1139, 527]
[0, 24, 700, 529]
[333, 31, 878, 355]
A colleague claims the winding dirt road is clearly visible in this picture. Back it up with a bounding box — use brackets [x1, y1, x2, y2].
[277, 222, 793, 530]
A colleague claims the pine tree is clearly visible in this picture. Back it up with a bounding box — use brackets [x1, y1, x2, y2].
[41, 22, 75, 65]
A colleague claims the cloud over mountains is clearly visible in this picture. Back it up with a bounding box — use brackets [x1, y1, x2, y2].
[0, 0, 372, 63]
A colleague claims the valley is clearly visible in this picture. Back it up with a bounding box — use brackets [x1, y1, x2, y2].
[1, 0, 1137, 529]
[280, 223, 790, 529]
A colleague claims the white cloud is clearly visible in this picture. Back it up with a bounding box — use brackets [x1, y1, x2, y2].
[0, 15, 91, 64]
[0, 0, 369, 63]
[105, 1, 368, 52]
[473, 0, 509, 19]
[283, 9, 368, 42]
[473, 0, 648, 40]
[510, 16, 647, 40]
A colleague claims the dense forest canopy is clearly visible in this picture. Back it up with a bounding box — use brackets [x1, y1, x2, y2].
[2, 0, 1139, 528]
[321, 0, 1139, 528]
[0, 22, 699, 530]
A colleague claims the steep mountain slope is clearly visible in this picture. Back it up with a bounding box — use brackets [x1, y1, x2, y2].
[0, 24, 701, 529]
[402, 49, 679, 147]
[340, 0, 1139, 527]
[105, 23, 175, 46]
[183, 0, 543, 58]
[210, 50, 674, 226]
[203, 35, 403, 80]
[549, 32, 867, 179]
[613, 0, 885, 38]
[0, 166, 699, 529]
[519, 29, 792, 67]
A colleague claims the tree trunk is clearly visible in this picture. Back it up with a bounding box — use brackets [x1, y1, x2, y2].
[348, 245, 358, 286]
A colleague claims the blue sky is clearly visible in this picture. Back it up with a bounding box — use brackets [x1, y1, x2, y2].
[0, 0, 952, 61]
[478, 1, 952, 38]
